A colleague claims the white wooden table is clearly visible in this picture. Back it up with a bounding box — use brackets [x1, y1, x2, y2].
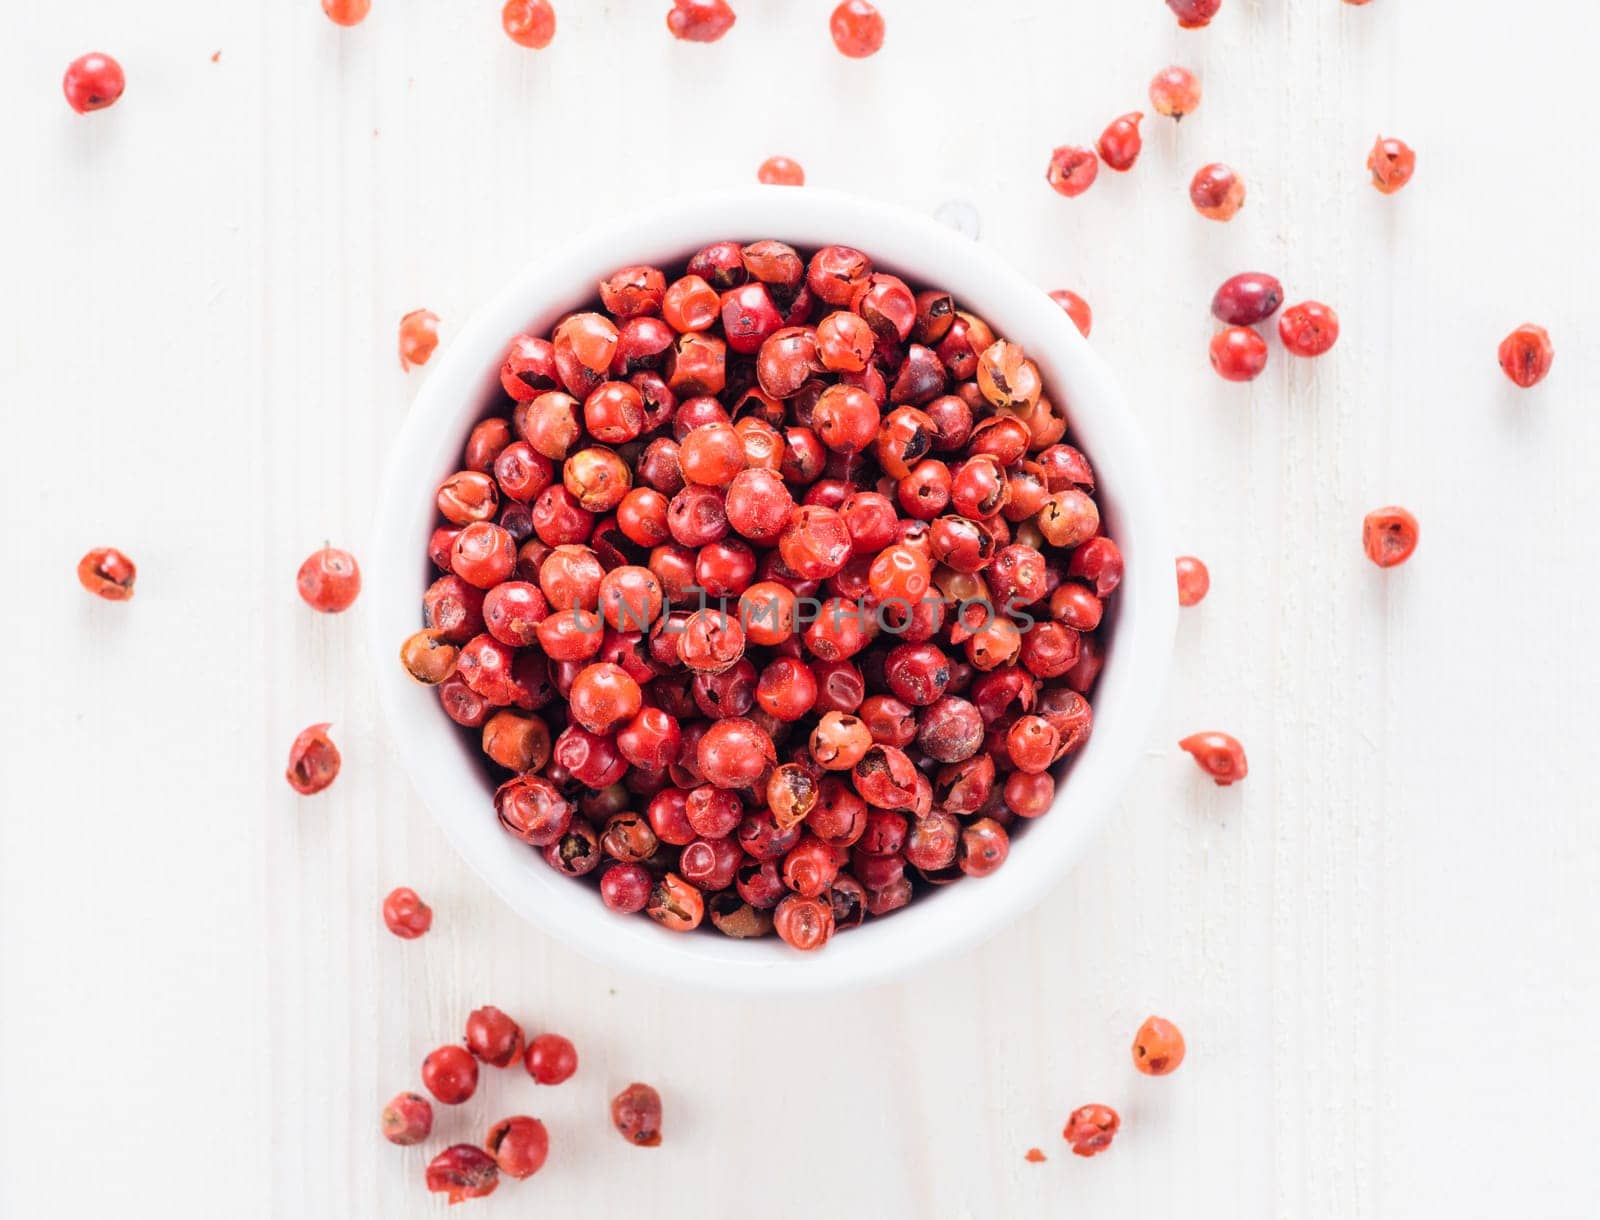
[5, 1, 1598, 1215]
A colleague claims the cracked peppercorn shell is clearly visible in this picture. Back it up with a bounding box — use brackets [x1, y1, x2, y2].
[1063, 1104, 1120, 1157]
[285, 723, 340, 795]
[1178, 731, 1248, 785]
[425, 1145, 499, 1203]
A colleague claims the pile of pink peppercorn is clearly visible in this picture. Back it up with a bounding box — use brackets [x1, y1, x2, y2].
[403, 240, 1118, 952]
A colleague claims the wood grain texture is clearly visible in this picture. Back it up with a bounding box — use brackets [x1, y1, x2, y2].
[4, 1, 1598, 1216]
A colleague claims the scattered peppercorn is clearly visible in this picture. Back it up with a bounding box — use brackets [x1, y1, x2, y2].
[502, 0, 557, 48]
[1178, 732, 1247, 785]
[1209, 327, 1268, 382]
[1048, 290, 1092, 338]
[1211, 273, 1282, 327]
[1190, 163, 1245, 220]
[380, 1092, 433, 1145]
[399, 309, 440, 371]
[62, 53, 125, 113]
[829, 0, 885, 58]
[1367, 136, 1416, 194]
[525, 1033, 578, 1084]
[1175, 556, 1210, 607]
[1149, 65, 1201, 119]
[1498, 324, 1554, 388]
[1047, 145, 1100, 198]
[486, 1116, 550, 1179]
[425, 1145, 499, 1203]
[666, 0, 736, 42]
[1362, 506, 1419, 568]
[1278, 301, 1339, 357]
[421, 1044, 480, 1105]
[297, 546, 362, 612]
[322, 0, 372, 26]
[77, 547, 137, 601]
[1165, 0, 1220, 28]
[381, 886, 433, 938]
[611, 1082, 663, 1146]
[758, 156, 805, 187]
[1097, 112, 1144, 172]
[1132, 1015, 1187, 1075]
[286, 723, 341, 795]
[465, 1006, 525, 1068]
[1063, 1104, 1120, 1156]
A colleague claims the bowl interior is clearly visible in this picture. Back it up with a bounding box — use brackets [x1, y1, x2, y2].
[368, 188, 1175, 995]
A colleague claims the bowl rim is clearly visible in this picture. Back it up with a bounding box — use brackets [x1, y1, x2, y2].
[367, 186, 1176, 996]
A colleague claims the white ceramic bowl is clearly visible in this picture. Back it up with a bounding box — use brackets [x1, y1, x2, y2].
[368, 187, 1175, 995]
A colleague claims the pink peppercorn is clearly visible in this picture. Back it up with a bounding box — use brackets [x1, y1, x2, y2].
[758, 156, 805, 187]
[285, 723, 341, 795]
[399, 309, 440, 371]
[1191, 163, 1245, 221]
[829, 0, 886, 58]
[1149, 65, 1201, 119]
[380, 1091, 433, 1146]
[1178, 732, 1248, 785]
[1165, 0, 1221, 28]
[1048, 290, 1092, 338]
[1063, 1104, 1121, 1156]
[666, 0, 736, 42]
[1046, 145, 1100, 198]
[1175, 556, 1210, 606]
[1498, 324, 1554, 388]
[297, 547, 362, 613]
[525, 1033, 579, 1085]
[1363, 506, 1420, 568]
[1278, 302, 1340, 357]
[425, 1145, 499, 1204]
[63, 53, 125, 113]
[1367, 136, 1416, 194]
[381, 886, 433, 939]
[322, 0, 371, 26]
[1209, 328, 1268, 382]
[502, 0, 557, 48]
